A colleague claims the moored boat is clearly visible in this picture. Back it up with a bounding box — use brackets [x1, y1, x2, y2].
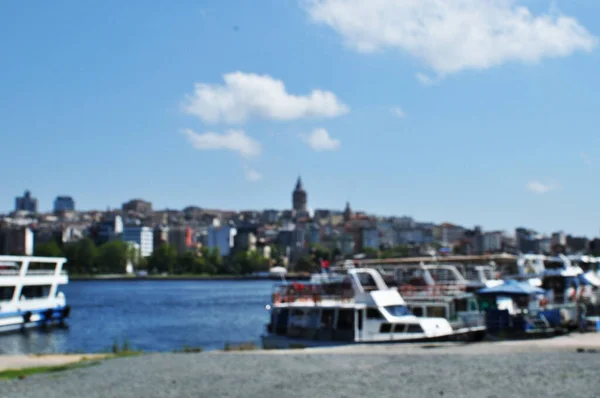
[0, 255, 71, 333]
[261, 267, 476, 349]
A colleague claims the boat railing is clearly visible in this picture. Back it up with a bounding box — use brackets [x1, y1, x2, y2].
[399, 283, 467, 297]
[272, 283, 354, 304]
[0, 269, 68, 276]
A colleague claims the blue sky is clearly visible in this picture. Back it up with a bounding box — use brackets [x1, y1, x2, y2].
[1, 0, 599, 237]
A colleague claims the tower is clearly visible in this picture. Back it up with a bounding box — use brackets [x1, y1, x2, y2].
[343, 202, 352, 222]
[292, 176, 307, 211]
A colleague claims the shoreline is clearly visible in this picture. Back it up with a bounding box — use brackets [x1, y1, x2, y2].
[3, 333, 600, 371]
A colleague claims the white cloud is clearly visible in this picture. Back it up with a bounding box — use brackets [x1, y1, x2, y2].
[305, 0, 597, 78]
[183, 128, 261, 158]
[526, 180, 559, 194]
[581, 152, 592, 166]
[182, 71, 349, 124]
[391, 106, 407, 118]
[416, 72, 439, 87]
[244, 166, 262, 182]
[300, 128, 341, 151]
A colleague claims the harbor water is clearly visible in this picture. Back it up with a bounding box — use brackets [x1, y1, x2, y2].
[0, 280, 277, 355]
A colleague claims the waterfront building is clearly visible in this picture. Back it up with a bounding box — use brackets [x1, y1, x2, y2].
[292, 177, 307, 212]
[0, 226, 34, 255]
[360, 228, 380, 251]
[205, 224, 236, 257]
[54, 196, 75, 212]
[15, 190, 37, 213]
[261, 209, 279, 224]
[122, 226, 153, 257]
[168, 226, 197, 254]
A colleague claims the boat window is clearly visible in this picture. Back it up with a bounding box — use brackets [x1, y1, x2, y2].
[366, 307, 384, 319]
[410, 306, 424, 317]
[468, 299, 479, 312]
[383, 305, 412, 317]
[455, 298, 468, 312]
[357, 310, 363, 330]
[379, 323, 392, 333]
[406, 324, 423, 333]
[356, 273, 378, 291]
[337, 309, 354, 330]
[320, 309, 335, 329]
[0, 286, 15, 301]
[426, 306, 447, 318]
[20, 285, 51, 299]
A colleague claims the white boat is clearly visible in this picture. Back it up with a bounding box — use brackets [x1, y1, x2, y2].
[392, 264, 487, 338]
[0, 255, 70, 333]
[261, 267, 475, 349]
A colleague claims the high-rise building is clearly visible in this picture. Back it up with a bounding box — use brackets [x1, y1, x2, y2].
[54, 196, 75, 212]
[292, 177, 307, 212]
[15, 190, 37, 213]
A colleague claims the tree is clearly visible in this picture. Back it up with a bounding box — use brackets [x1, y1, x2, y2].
[295, 255, 318, 273]
[34, 241, 63, 257]
[363, 247, 379, 259]
[309, 244, 332, 262]
[235, 250, 269, 274]
[176, 251, 216, 275]
[147, 243, 178, 274]
[96, 241, 129, 274]
[63, 238, 98, 274]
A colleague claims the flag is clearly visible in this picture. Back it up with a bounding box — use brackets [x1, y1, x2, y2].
[321, 259, 330, 269]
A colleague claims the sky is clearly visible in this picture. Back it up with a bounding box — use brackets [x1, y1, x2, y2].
[1, 0, 599, 237]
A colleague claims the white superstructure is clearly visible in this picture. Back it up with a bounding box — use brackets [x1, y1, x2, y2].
[261, 267, 474, 349]
[0, 255, 70, 333]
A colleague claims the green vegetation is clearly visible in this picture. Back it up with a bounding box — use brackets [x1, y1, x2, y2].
[173, 346, 204, 353]
[108, 339, 143, 357]
[0, 361, 100, 380]
[223, 341, 257, 351]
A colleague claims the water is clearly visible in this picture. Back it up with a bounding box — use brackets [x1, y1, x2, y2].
[0, 280, 277, 355]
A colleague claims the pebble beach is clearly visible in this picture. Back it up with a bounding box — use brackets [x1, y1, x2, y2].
[2, 334, 600, 398]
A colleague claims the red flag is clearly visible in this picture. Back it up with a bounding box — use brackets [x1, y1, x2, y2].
[321, 259, 330, 269]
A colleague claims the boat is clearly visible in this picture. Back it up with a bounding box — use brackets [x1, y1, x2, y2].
[392, 263, 487, 339]
[261, 267, 476, 349]
[0, 255, 71, 333]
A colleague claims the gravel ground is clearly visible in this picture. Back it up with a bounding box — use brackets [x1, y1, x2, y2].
[2, 342, 600, 398]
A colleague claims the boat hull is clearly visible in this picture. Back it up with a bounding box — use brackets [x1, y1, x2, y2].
[261, 327, 484, 350]
[0, 306, 70, 334]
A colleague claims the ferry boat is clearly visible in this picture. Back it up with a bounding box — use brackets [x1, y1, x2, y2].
[0, 255, 70, 333]
[393, 264, 487, 339]
[261, 267, 476, 349]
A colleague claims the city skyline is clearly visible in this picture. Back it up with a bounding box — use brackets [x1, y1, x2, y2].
[5, 182, 596, 240]
[2, 1, 600, 237]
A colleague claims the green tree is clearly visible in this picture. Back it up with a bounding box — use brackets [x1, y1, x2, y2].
[34, 240, 63, 257]
[96, 240, 129, 274]
[309, 244, 332, 262]
[295, 255, 318, 273]
[63, 238, 98, 274]
[176, 251, 216, 274]
[147, 243, 178, 274]
[235, 250, 269, 274]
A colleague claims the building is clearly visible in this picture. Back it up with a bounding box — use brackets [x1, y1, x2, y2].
[122, 226, 153, 257]
[482, 231, 504, 252]
[359, 228, 380, 251]
[261, 209, 279, 224]
[0, 226, 34, 255]
[205, 225, 237, 257]
[436, 223, 466, 246]
[343, 202, 353, 222]
[515, 227, 539, 254]
[122, 199, 152, 215]
[95, 215, 124, 244]
[54, 196, 75, 212]
[15, 190, 37, 213]
[168, 226, 197, 254]
[153, 225, 169, 250]
[292, 177, 307, 212]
